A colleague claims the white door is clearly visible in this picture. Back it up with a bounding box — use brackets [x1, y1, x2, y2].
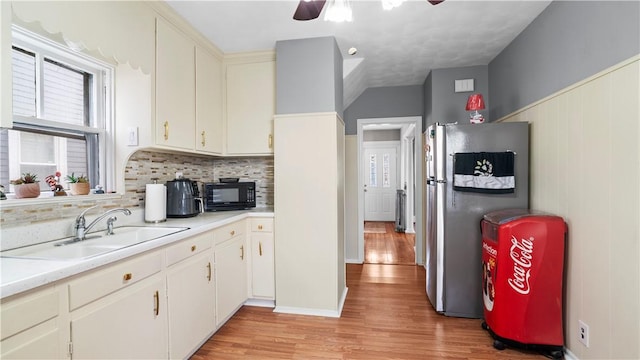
[364, 146, 397, 221]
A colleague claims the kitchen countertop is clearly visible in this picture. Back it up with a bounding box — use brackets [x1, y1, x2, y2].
[0, 209, 274, 300]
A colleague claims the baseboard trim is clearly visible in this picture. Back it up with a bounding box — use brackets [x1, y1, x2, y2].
[274, 306, 341, 318]
[274, 287, 349, 318]
[564, 348, 579, 360]
[244, 298, 275, 308]
[345, 258, 362, 264]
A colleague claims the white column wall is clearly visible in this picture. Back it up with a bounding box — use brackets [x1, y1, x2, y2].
[273, 112, 347, 317]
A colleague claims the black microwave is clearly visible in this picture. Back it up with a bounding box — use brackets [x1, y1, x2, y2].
[203, 182, 256, 211]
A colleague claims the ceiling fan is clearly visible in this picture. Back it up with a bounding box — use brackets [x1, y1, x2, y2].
[293, 0, 444, 21]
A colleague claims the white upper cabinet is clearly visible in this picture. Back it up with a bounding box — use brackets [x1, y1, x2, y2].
[196, 47, 224, 155]
[155, 17, 196, 150]
[225, 54, 276, 155]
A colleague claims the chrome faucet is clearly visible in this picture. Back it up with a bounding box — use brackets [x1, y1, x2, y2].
[75, 206, 132, 240]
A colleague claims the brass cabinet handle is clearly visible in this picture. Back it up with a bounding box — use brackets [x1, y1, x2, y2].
[268, 134, 273, 149]
[240, 245, 244, 260]
[153, 290, 159, 316]
[230, 230, 235, 236]
[191, 245, 196, 252]
[123, 273, 132, 281]
[206, 262, 212, 282]
[163, 121, 169, 140]
[259, 242, 263, 256]
[258, 224, 263, 230]
[201, 130, 206, 147]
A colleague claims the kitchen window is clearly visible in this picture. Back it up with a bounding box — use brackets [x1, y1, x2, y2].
[0, 26, 113, 195]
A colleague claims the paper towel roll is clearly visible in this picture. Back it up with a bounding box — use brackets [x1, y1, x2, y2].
[145, 183, 167, 223]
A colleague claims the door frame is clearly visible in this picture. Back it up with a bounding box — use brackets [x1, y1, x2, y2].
[356, 116, 423, 265]
[362, 140, 401, 222]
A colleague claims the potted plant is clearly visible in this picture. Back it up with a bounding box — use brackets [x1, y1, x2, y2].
[66, 173, 91, 195]
[10, 173, 41, 199]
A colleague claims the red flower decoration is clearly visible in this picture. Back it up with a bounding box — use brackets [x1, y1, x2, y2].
[55, 171, 61, 177]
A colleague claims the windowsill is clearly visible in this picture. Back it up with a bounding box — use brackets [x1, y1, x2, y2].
[0, 193, 123, 209]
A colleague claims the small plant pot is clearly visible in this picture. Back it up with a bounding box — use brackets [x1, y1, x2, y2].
[13, 183, 41, 199]
[69, 182, 91, 195]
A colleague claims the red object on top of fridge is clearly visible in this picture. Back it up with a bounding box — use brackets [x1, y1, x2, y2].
[481, 209, 567, 349]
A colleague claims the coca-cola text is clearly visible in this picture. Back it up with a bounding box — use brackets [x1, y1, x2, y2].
[507, 235, 534, 295]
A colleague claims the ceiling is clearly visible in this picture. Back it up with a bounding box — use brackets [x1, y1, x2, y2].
[166, 0, 552, 109]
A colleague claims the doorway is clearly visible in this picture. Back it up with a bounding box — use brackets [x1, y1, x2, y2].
[363, 142, 399, 222]
[356, 116, 422, 265]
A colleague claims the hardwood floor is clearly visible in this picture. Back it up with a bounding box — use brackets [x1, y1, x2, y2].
[364, 221, 415, 265]
[191, 264, 545, 359]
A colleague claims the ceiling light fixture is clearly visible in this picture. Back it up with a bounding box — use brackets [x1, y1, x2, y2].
[324, 0, 353, 23]
[381, 0, 405, 11]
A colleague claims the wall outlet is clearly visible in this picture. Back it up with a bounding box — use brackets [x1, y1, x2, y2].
[578, 320, 590, 347]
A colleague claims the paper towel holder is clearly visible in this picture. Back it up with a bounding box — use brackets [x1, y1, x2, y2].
[145, 180, 167, 223]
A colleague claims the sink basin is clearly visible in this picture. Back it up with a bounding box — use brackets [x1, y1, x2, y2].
[1, 226, 189, 260]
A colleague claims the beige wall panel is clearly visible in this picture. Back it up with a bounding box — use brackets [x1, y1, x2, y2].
[580, 74, 613, 359]
[608, 62, 640, 359]
[344, 136, 359, 262]
[274, 113, 344, 313]
[503, 58, 639, 359]
[336, 123, 346, 303]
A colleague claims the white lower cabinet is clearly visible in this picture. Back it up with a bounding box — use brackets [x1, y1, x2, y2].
[0, 285, 65, 359]
[68, 251, 167, 359]
[1, 215, 272, 359]
[70, 276, 167, 359]
[166, 233, 215, 359]
[250, 218, 275, 299]
[214, 221, 248, 327]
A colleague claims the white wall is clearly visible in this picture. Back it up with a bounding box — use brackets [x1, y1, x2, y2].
[502, 57, 639, 360]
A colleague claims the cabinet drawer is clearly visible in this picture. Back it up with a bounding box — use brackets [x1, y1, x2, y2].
[166, 231, 213, 266]
[68, 251, 163, 311]
[250, 218, 273, 233]
[214, 221, 245, 245]
[1, 286, 59, 340]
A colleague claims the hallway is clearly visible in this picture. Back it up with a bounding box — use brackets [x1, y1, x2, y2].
[364, 221, 415, 265]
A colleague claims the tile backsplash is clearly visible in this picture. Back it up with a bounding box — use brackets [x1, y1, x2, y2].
[0, 150, 274, 228]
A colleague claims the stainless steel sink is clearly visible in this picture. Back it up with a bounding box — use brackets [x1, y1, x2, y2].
[1, 226, 189, 260]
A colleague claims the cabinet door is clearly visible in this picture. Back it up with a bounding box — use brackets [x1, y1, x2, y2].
[70, 277, 167, 359]
[156, 17, 195, 150]
[1, 287, 64, 359]
[196, 47, 223, 154]
[226, 60, 275, 155]
[167, 250, 215, 359]
[215, 235, 247, 327]
[251, 232, 274, 299]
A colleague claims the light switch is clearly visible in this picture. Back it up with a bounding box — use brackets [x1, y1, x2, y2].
[127, 127, 138, 146]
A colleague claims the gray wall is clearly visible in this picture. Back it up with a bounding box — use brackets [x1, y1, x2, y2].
[343, 85, 423, 135]
[333, 39, 344, 117]
[276, 36, 344, 117]
[363, 129, 401, 142]
[424, 65, 489, 130]
[489, 1, 640, 120]
[423, 72, 432, 131]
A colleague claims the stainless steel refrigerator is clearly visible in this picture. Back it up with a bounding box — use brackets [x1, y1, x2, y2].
[425, 122, 529, 318]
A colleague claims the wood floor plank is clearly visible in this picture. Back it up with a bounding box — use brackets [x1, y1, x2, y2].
[191, 262, 547, 359]
[364, 221, 415, 265]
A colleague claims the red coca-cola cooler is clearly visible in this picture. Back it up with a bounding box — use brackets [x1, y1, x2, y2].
[481, 209, 566, 359]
